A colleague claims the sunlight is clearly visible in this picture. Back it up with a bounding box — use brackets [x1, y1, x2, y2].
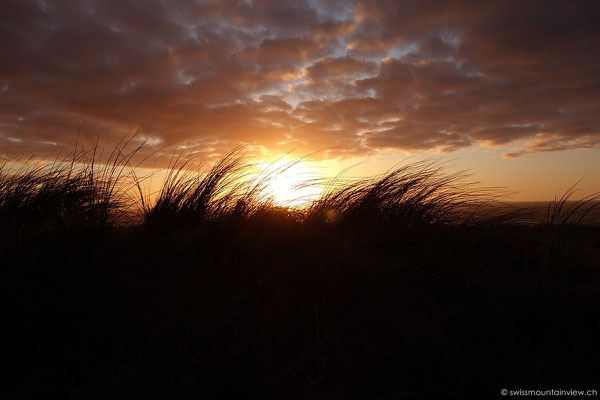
[259, 157, 322, 208]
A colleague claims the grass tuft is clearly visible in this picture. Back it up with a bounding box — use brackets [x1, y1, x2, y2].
[1, 142, 599, 398]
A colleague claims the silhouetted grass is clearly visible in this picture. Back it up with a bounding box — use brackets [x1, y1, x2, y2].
[1, 144, 599, 399]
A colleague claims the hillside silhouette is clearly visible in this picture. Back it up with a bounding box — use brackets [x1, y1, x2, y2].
[2, 140, 600, 399]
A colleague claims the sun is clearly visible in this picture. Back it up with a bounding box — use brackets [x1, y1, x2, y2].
[259, 157, 322, 208]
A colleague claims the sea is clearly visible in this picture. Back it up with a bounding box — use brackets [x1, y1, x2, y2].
[502, 201, 600, 225]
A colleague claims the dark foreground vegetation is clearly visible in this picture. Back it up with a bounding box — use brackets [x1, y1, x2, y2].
[1, 143, 600, 399]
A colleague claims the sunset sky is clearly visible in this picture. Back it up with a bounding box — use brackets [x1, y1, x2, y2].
[1, 0, 599, 200]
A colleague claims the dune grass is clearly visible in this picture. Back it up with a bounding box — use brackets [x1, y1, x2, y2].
[1, 142, 599, 398]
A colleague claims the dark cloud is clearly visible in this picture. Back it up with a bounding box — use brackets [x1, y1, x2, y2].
[1, 0, 599, 162]
[303, 57, 377, 81]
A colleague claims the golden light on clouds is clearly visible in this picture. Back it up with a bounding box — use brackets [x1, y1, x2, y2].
[1, 1, 599, 199]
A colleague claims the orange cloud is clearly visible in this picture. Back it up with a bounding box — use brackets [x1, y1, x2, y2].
[0, 0, 599, 165]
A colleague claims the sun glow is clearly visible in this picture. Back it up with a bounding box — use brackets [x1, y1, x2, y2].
[259, 157, 323, 208]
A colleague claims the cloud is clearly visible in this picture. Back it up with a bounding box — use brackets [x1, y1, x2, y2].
[0, 0, 599, 163]
[503, 134, 600, 158]
[502, 152, 522, 159]
[303, 57, 377, 81]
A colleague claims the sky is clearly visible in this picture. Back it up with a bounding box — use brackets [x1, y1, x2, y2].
[1, 0, 600, 200]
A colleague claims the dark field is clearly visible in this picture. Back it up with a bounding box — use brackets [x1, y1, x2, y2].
[2, 146, 600, 399]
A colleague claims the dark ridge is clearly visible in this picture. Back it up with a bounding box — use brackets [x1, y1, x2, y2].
[1, 141, 599, 399]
